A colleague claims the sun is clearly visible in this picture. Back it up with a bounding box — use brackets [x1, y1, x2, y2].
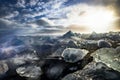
[64, 5, 117, 33]
[81, 8, 115, 33]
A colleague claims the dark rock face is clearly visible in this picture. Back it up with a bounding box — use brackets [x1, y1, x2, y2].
[79, 62, 120, 80]
[52, 47, 66, 57]
[67, 40, 78, 48]
[41, 56, 91, 80]
[33, 44, 53, 59]
[62, 62, 120, 80]
[1, 75, 26, 80]
[41, 58, 68, 80]
[46, 64, 65, 79]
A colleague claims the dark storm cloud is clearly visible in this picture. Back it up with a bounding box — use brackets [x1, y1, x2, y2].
[16, 27, 65, 36]
[29, 19, 51, 27]
[0, 6, 13, 18]
[0, 18, 65, 36]
[22, 18, 65, 36]
[26, 17, 65, 29]
[0, 0, 18, 18]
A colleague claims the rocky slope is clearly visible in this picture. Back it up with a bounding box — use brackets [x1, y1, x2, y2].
[0, 31, 120, 80]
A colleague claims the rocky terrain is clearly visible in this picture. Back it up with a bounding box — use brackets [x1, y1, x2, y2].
[0, 31, 120, 80]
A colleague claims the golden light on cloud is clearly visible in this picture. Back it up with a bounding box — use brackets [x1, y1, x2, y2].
[80, 8, 115, 33]
[66, 5, 117, 33]
[66, 24, 88, 33]
[55, 4, 118, 33]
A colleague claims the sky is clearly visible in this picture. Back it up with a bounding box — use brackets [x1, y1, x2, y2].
[0, 0, 120, 36]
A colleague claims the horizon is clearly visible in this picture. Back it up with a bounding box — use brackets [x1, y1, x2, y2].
[0, 0, 120, 36]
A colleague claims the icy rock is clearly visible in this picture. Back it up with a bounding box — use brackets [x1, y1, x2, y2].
[16, 65, 42, 78]
[62, 48, 89, 63]
[116, 46, 120, 53]
[78, 40, 98, 50]
[67, 40, 78, 48]
[52, 47, 65, 57]
[0, 61, 9, 77]
[10, 54, 39, 66]
[91, 48, 120, 72]
[97, 40, 112, 48]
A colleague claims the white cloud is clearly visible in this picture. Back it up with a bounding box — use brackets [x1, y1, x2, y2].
[0, 19, 26, 29]
[4, 11, 19, 19]
[16, 0, 26, 8]
[22, 0, 68, 19]
[28, 0, 39, 7]
[51, 4, 117, 33]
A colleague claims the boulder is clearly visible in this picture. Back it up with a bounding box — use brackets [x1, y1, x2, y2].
[116, 46, 120, 53]
[62, 48, 89, 63]
[62, 62, 120, 80]
[0, 61, 9, 77]
[16, 65, 42, 79]
[97, 40, 112, 48]
[91, 48, 120, 72]
[67, 40, 78, 48]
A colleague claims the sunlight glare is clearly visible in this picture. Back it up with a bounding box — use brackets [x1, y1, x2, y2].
[65, 5, 116, 33]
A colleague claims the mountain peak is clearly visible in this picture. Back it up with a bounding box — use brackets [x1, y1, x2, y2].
[63, 30, 75, 38]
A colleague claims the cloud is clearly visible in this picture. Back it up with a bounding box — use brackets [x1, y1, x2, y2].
[16, 27, 65, 36]
[66, 24, 88, 32]
[15, 0, 26, 8]
[28, 0, 39, 7]
[0, 19, 25, 29]
[0, 6, 12, 18]
[0, 0, 69, 22]
[0, 18, 25, 36]
[0, 0, 119, 35]
[0, 18, 65, 36]
[82, 0, 120, 29]
[114, 0, 120, 29]
[0, 19, 20, 37]
[84, 0, 115, 6]
[4, 11, 19, 19]
[32, 18, 53, 26]
[20, 18, 65, 36]
[20, 0, 68, 19]
[26, 18, 55, 28]
[0, 19, 14, 28]
[0, 0, 18, 18]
